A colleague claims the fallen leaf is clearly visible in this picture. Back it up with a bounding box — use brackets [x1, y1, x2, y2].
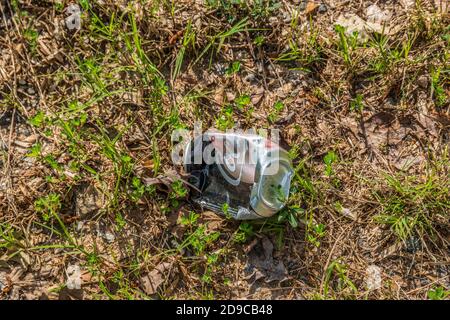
[251, 87, 264, 105]
[201, 211, 224, 231]
[245, 236, 288, 283]
[275, 112, 295, 124]
[400, 0, 415, 9]
[366, 4, 391, 24]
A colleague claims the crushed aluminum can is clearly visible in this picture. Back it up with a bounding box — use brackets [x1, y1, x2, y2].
[183, 130, 293, 220]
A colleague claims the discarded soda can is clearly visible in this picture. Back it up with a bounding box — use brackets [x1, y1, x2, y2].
[183, 130, 293, 220]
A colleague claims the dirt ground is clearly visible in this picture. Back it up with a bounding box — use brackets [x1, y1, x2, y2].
[0, 0, 449, 300]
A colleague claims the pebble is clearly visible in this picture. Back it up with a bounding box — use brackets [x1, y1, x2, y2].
[27, 87, 36, 95]
[299, 1, 307, 11]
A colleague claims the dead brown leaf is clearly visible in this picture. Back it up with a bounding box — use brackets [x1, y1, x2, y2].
[251, 87, 265, 105]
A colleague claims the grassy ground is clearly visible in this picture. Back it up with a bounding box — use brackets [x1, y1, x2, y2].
[0, 0, 449, 300]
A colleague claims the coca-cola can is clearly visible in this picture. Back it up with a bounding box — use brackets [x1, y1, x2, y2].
[183, 130, 293, 219]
